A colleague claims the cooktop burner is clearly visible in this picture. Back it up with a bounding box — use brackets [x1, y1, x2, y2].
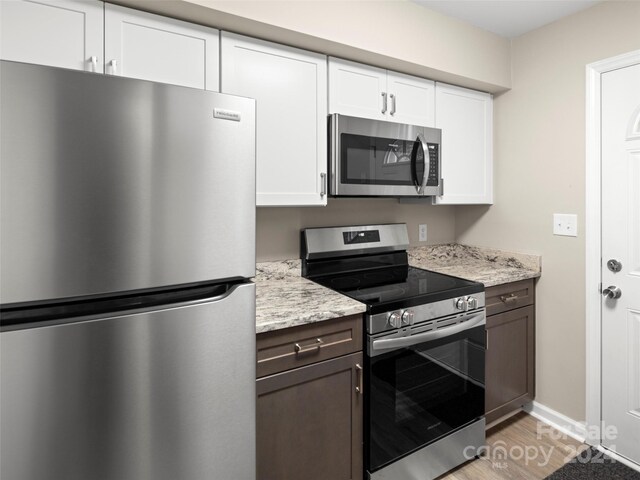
[311, 265, 483, 314]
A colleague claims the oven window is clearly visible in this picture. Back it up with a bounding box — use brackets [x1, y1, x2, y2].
[367, 325, 485, 472]
[341, 133, 424, 186]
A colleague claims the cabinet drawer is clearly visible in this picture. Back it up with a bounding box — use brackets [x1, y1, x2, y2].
[485, 279, 534, 316]
[257, 315, 363, 378]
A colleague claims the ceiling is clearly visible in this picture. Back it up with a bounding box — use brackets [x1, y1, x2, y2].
[412, 0, 601, 38]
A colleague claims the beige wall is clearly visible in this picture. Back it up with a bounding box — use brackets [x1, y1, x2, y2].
[456, 0, 640, 421]
[111, 0, 511, 92]
[257, 200, 455, 261]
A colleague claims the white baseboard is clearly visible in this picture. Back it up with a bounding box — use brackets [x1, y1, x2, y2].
[523, 401, 587, 443]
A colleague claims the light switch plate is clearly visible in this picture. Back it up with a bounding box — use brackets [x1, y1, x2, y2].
[553, 214, 578, 237]
[419, 224, 427, 242]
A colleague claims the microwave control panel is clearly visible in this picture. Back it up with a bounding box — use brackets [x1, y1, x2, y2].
[426, 144, 439, 186]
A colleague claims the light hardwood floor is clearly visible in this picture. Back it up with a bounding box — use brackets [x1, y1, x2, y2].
[438, 412, 586, 480]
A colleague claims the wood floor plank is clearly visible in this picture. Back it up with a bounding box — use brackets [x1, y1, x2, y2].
[437, 412, 585, 480]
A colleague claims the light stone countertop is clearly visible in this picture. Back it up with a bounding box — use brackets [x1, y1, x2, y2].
[255, 244, 541, 333]
[407, 244, 541, 288]
[255, 259, 366, 334]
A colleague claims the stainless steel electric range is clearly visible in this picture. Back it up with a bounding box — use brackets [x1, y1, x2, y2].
[301, 223, 486, 480]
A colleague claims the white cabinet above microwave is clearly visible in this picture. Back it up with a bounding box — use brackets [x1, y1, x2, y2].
[329, 57, 435, 127]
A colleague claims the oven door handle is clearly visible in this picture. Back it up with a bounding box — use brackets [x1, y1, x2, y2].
[371, 312, 485, 354]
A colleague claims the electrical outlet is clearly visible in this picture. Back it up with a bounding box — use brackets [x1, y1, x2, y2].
[553, 214, 578, 237]
[419, 224, 427, 242]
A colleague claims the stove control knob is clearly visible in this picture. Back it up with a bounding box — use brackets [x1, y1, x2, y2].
[388, 311, 402, 328]
[455, 298, 468, 311]
[467, 296, 478, 309]
[401, 310, 415, 326]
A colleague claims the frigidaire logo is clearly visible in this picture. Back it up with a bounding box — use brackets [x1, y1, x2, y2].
[213, 108, 241, 122]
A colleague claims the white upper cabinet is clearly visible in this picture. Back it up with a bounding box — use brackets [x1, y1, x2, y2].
[329, 57, 435, 127]
[221, 32, 328, 207]
[434, 83, 493, 205]
[0, 0, 104, 72]
[328, 58, 387, 121]
[387, 71, 436, 127]
[104, 3, 219, 90]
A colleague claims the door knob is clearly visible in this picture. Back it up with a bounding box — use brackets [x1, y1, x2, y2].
[602, 286, 622, 299]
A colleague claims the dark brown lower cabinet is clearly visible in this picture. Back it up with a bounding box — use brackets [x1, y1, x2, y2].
[256, 352, 363, 480]
[485, 278, 536, 425]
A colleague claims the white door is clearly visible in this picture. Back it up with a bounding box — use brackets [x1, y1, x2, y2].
[104, 3, 219, 90]
[433, 83, 493, 205]
[387, 71, 435, 127]
[328, 57, 387, 121]
[601, 62, 640, 465]
[221, 32, 327, 206]
[0, 0, 103, 72]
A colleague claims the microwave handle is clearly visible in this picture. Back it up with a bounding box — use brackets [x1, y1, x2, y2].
[371, 312, 485, 355]
[411, 133, 429, 194]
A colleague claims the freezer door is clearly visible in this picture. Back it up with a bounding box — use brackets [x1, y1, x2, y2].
[0, 282, 256, 480]
[0, 61, 256, 305]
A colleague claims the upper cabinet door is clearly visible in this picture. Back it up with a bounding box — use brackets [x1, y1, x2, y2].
[221, 32, 328, 207]
[104, 4, 219, 91]
[329, 58, 435, 127]
[434, 83, 493, 205]
[0, 0, 103, 72]
[387, 71, 435, 127]
[329, 57, 387, 121]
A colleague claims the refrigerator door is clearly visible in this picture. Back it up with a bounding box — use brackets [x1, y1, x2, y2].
[1, 282, 256, 480]
[0, 61, 256, 305]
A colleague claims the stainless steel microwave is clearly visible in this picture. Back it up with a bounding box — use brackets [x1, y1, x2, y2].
[329, 113, 443, 197]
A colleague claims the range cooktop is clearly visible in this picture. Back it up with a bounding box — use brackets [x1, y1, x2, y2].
[310, 265, 483, 314]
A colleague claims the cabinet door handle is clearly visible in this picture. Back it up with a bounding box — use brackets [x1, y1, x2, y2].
[355, 363, 363, 394]
[88, 56, 98, 72]
[500, 293, 518, 303]
[381, 92, 387, 114]
[109, 59, 118, 75]
[320, 172, 327, 197]
[485, 329, 489, 350]
[390, 94, 396, 115]
[294, 338, 323, 354]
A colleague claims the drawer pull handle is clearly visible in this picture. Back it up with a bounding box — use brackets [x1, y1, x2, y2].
[355, 364, 363, 394]
[500, 293, 518, 303]
[294, 338, 323, 354]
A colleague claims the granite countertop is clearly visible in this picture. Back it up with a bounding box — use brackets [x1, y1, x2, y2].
[255, 244, 541, 333]
[407, 244, 541, 288]
[254, 260, 366, 334]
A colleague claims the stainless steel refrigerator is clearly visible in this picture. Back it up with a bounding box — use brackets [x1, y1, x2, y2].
[0, 61, 256, 480]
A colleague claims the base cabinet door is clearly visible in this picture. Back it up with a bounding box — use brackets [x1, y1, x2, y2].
[0, 0, 104, 72]
[257, 352, 363, 480]
[222, 32, 328, 206]
[485, 304, 535, 424]
[104, 3, 219, 90]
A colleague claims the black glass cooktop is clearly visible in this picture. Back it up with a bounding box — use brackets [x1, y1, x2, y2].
[310, 265, 484, 314]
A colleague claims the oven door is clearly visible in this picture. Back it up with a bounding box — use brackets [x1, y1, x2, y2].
[365, 312, 485, 474]
[329, 114, 442, 197]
